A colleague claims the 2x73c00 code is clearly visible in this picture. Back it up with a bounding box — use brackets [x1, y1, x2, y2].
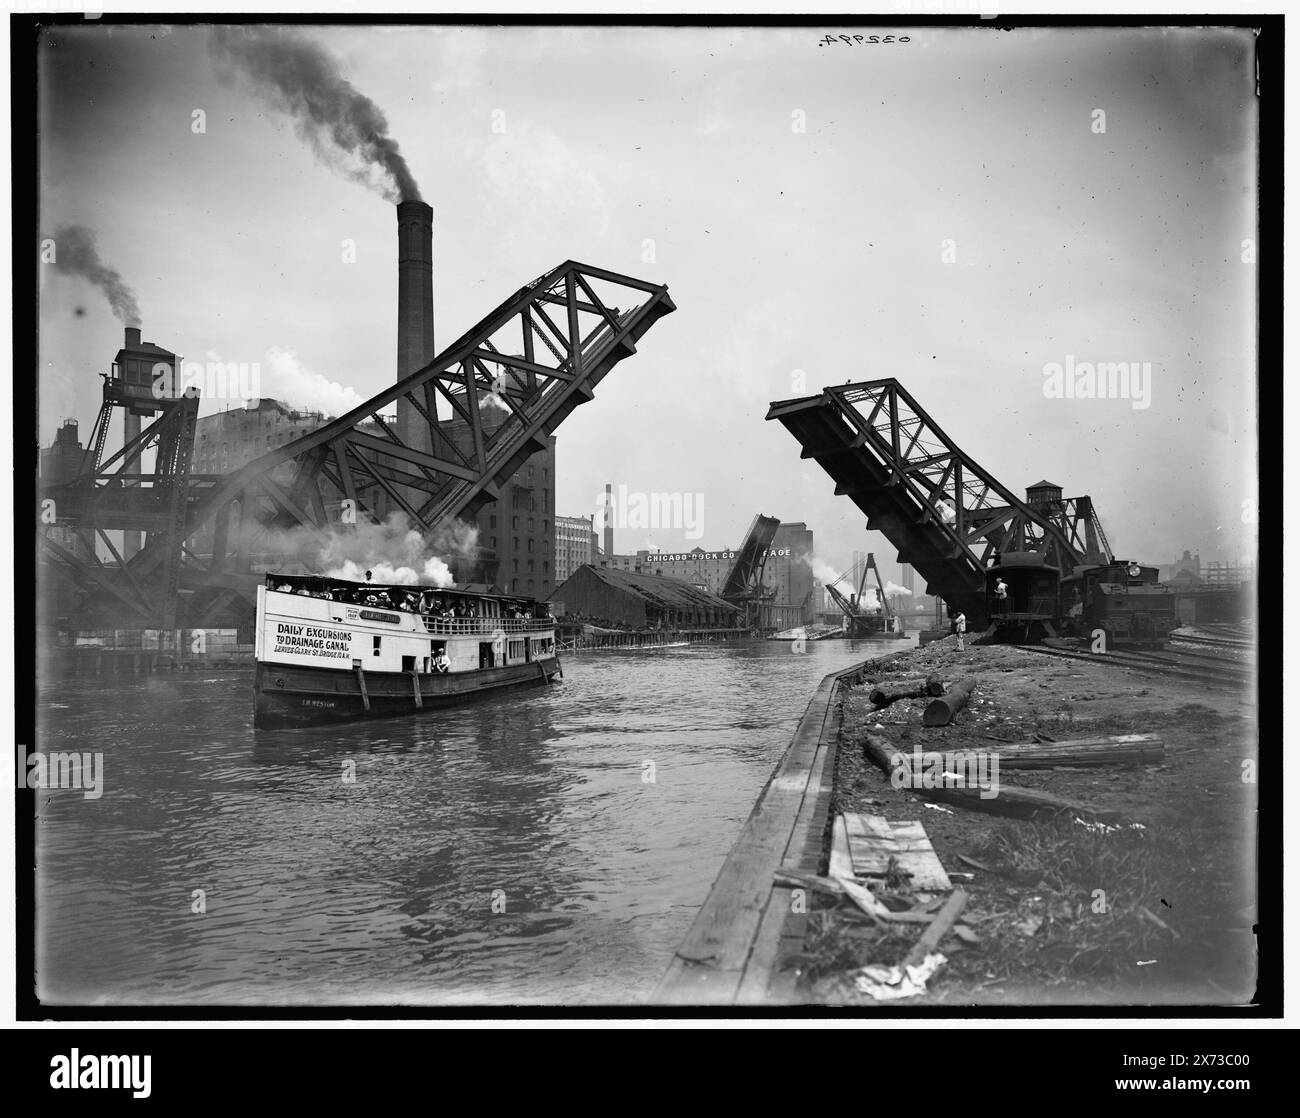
[1192, 1055, 1251, 1066]
[819, 34, 911, 46]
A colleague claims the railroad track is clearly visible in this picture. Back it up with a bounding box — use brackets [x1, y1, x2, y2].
[1170, 631, 1254, 652]
[1021, 640, 1255, 691]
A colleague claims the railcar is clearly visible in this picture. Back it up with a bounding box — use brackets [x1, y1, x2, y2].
[1060, 560, 1177, 649]
[984, 552, 1062, 641]
[984, 555, 1175, 647]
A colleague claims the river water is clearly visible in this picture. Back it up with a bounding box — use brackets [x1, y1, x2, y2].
[34, 637, 912, 1007]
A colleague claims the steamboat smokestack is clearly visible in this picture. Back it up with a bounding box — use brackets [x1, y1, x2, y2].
[396, 199, 434, 452]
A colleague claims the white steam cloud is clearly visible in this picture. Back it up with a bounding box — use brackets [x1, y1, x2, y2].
[250, 511, 478, 589]
[884, 580, 913, 597]
[806, 557, 845, 586]
[261, 345, 367, 419]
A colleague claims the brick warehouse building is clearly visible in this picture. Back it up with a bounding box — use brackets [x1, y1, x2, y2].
[549, 564, 740, 630]
[602, 520, 815, 626]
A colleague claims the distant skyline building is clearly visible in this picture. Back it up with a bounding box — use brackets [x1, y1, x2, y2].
[555, 513, 599, 585]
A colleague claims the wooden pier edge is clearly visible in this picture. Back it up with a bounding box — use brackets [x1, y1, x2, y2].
[651, 656, 886, 1006]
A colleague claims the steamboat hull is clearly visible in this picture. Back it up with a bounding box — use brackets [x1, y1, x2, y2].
[254, 656, 562, 730]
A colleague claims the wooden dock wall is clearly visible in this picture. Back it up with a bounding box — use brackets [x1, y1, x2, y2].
[652, 658, 873, 1005]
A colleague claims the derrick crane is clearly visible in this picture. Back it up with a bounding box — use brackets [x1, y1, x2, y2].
[766, 380, 1108, 627]
[40, 261, 675, 629]
[824, 552, 892, 636]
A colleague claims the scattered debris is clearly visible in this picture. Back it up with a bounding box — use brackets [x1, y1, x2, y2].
[1137, 905, 1181, 939]
[849, 953, 947, 1001]
[903, 889, 969, 968]
[1015, 914, 1043, 937]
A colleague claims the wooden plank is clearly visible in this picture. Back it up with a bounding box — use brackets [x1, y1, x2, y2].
[886, 821, 952, 892]
[354, 665, 370, 711]
[828, 815, 854, 879]
[842, 814, 951, 892]
[902, 888, 968, 969]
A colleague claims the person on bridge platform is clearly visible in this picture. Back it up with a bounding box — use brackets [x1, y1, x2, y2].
[995, 578, 1008, 601]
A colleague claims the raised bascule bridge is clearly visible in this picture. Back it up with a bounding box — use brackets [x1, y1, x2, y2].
[718, 513, 781, 628]
[766, 379, 1112, 628]
[41, 256, 675, 631]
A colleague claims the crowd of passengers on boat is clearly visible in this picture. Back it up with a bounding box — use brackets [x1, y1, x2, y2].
[271, 581, 550, 621]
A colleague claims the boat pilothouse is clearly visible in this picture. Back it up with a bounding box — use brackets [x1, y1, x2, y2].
[254, 574, 561, 729]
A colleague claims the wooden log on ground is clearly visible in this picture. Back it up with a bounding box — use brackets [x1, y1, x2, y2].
[923, 678, 976, 726]
[910, 780, 1130, 824]
[990, 733, 1164, 769]
[903, 889, 967, 968]
[868, 675, 946, 707]
[860, 733, 1133, 824]
[887, 734, 1164, 774]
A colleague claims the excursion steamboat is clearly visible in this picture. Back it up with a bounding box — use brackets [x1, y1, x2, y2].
[253, 574, 561, 729]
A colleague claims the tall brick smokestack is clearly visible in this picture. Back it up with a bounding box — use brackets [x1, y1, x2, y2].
[604, 483, 614, 561]
[396, 200, 434, 453]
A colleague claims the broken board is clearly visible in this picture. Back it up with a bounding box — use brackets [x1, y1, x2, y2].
[833, 813, 952, 892]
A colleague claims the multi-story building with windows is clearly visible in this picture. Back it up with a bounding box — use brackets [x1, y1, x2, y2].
[555, 514, 599, 585]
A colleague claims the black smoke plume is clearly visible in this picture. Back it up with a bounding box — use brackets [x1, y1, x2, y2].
[48, 224, 141, 326]
[210, 27, 422, 203]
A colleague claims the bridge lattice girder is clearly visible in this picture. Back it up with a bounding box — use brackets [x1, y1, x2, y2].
[719, 513, 781, 606]
[766, 379, 1106, 627]
[42, 261, 675, 628]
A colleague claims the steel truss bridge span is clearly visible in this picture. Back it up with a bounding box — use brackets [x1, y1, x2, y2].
[766, 379, 1111, 627]
[41, 261, 675, 629]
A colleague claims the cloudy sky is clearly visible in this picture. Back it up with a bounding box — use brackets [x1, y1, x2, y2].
[37, 22, 1257, 581]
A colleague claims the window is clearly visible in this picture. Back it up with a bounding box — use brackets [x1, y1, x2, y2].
[490, 536, 497, 549]
[372, 636, 382, 657]
[528, 519, 535, 533]
[527, 539, 534, 554]
[512, 516, 519, 530]
[490, 515, 496, 529]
